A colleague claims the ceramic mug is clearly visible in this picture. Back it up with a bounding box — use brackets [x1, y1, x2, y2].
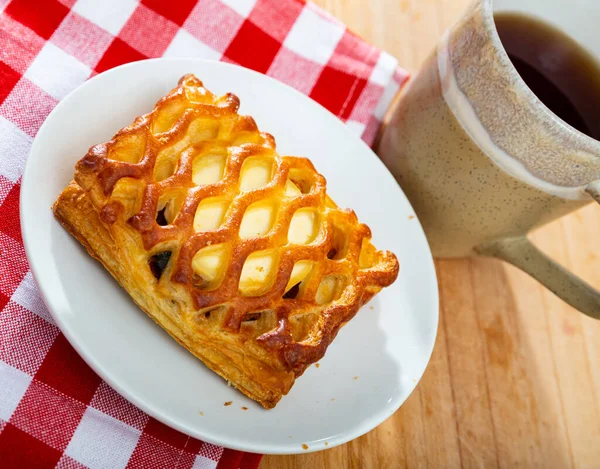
[377, 0, 600, 318]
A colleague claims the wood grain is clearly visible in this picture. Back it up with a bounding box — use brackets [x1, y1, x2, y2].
[261, 0, 600, 467]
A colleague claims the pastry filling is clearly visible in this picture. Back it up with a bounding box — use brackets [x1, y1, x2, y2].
[315, 275, 347, 305]
[239, 250, 278, 296]
[284, 260, 313, 296]
[240, 156, 274, 191]
[283, 283, 300, 299]
[328, 224, 347, 260]
[287, 169, 314, 194]
[193, 197, 229, 232]
[192, 153, 226, 185]
[156, 207, 168, 226]
[149, 251, 172, 279]
[288, 208, 319, 245]
[239, 200, 277, 238]
[191, 244, 229, 290]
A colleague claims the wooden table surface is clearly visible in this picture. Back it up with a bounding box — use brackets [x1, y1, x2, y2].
[261, 0, 600, 468]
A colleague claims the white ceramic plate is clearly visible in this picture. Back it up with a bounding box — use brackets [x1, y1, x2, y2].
[20, 58, 438, 455]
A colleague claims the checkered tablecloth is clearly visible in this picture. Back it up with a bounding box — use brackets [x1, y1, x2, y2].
[0, 0, 408, 467]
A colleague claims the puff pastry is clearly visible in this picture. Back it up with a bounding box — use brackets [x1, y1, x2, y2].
[53, 75, 399, 409]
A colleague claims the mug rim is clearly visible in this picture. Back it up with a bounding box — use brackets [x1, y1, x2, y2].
[480, 0, 600, 151]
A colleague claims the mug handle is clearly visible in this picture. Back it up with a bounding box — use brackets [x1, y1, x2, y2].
[586, 180, 600, 203]
[475, 185, 600, 319]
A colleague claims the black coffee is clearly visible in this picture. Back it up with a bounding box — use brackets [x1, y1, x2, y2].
[494, 12, 600, 140]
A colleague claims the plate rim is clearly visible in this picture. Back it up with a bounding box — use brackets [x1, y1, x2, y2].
[20, 57, 439, 455]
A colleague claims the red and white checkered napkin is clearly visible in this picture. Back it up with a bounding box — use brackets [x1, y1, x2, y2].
[0, 0, 408, 467]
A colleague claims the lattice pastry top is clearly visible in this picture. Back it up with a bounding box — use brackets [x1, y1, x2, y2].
[53, 74, 399, 408]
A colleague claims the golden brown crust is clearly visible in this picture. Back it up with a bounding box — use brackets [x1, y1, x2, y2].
[53, 75, 399, 408]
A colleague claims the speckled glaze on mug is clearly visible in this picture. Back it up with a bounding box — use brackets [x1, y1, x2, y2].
[377, 0, 600, 318]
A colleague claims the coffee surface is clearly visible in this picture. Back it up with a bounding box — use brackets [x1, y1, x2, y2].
[495, 12, 600, 141]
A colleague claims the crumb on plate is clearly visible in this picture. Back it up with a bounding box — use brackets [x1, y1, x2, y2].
[302, 444, 309, 450]
[224, 401, 232, 406]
